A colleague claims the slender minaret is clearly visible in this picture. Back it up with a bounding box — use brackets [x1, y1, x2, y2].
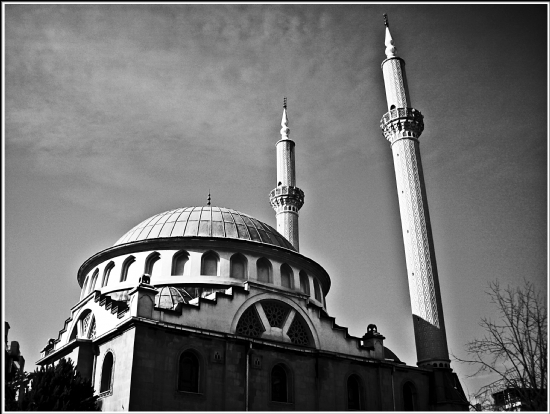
[380, 15, 450, 368]
[269, 98, 304, 250]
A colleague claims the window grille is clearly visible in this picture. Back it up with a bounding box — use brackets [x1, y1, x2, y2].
[287, 316, 310, 346]
[88, 318, 96, 339]
[82, 312, 91, 336]
[262, 301, 289, 328]
[236, 306, 265, 338]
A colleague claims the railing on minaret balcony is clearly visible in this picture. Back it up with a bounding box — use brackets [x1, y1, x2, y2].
[379, 14, 451, 369]
[269, 98, 304, 251]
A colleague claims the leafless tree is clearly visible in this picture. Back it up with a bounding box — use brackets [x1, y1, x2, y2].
[455, 279, 547, 411]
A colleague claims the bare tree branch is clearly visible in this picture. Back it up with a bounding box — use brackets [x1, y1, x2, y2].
[453, 279, 547, 411]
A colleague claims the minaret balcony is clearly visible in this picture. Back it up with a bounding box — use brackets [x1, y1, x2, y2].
[269, 186, 304, 211]
[380, 107, 424, 142]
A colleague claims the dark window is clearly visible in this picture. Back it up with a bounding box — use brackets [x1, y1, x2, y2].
[100, 352, 114, 393]
[403, 382, 415, 411]
[271, 364, 288, 402]
[280, 264, 293, 289]
[172, 251, 189, 276]
[120, 256, 135, 282]
[89, 270, 99, 294]
[230, 254, 247, 279]
[201, 251, 218, 276]
[178, 351, 200, 393]
[347, 375, 361, 410]
[299, 271, 310, 295]
[144, 252, 161, 278]
[314, 278, 322, 303]
[257, 258, 272, 283]
[102, 262, 114, 287]
[82, 276, 89, 297]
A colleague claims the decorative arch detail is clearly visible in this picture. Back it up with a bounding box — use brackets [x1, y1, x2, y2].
[256, 257, 272, 283]
[231, 294, 318, 348]
[88, 269, 99, 295]
[70, 309, 96, 341]
[120, 255, 136, 282]
[230, 253, 248, 279]
[280, 263, 293, 289]
[172, 250, 189, 276]
[102, 261, 115, 287]
[100, 350, 115, 395]
[201, 251, 219, 276]
[144, 252, 161, 278]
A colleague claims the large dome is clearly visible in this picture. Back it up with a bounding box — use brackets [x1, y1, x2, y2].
[114, 206, 296, 251]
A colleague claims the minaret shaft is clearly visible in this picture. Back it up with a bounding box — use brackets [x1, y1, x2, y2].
[276, 140, 296, 187]
[270, 103, 304, 251]
[381, 28, 450, 367]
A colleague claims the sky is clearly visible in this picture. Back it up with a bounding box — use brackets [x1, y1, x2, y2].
[3, 3, 547, 398]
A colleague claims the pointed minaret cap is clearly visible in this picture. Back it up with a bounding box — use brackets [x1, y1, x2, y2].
[384, 14, 397, 58]
[280, 97, 290, 139]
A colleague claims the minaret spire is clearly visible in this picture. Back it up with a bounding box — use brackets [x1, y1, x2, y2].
[281, 97, 290, 139]
[269, 98, 305, 251]
[379, 17, 450, 369]
[383, 14, 397, 58]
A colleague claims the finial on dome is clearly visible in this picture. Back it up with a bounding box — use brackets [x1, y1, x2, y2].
[207, 191, 211, 206]
[384, 13, 397, 58]
[280, 97, 290, 139]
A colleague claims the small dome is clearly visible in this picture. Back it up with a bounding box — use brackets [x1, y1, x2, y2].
[114, 206, 295, 251]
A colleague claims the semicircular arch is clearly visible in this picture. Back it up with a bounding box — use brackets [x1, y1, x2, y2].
[230, 293, 319, 349]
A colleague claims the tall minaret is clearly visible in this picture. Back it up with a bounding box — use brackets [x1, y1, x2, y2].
[380, 15, 450, 368]
[269, 98, 304, 251]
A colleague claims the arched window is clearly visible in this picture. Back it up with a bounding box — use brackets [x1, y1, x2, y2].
[230, 254, 247, 279]
[172, 251, 189, 276]
[120, 256, 135, 282]
[81, 276, 89, 298]
[88, 269, 99, 295]
[299, 271, 310, 295]
[144, 252, 161, 278]
[201, 251, 219, 276]
[280, 264, 293, 289]
[313, 278, 322, 303]
[100, 352, 114, 393]
[347, 375, 362, 410]
[178, 351, 200, 393]
[256, 258, 272, 283]
[271, 364, 290, 402]
[102, 262, 115, 287]
[403, 382, 416, 411]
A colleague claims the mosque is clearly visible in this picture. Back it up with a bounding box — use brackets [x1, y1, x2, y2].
[36, 19, 468, 411]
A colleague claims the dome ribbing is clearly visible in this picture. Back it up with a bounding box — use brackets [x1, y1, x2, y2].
[114, 206, 295, 251]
